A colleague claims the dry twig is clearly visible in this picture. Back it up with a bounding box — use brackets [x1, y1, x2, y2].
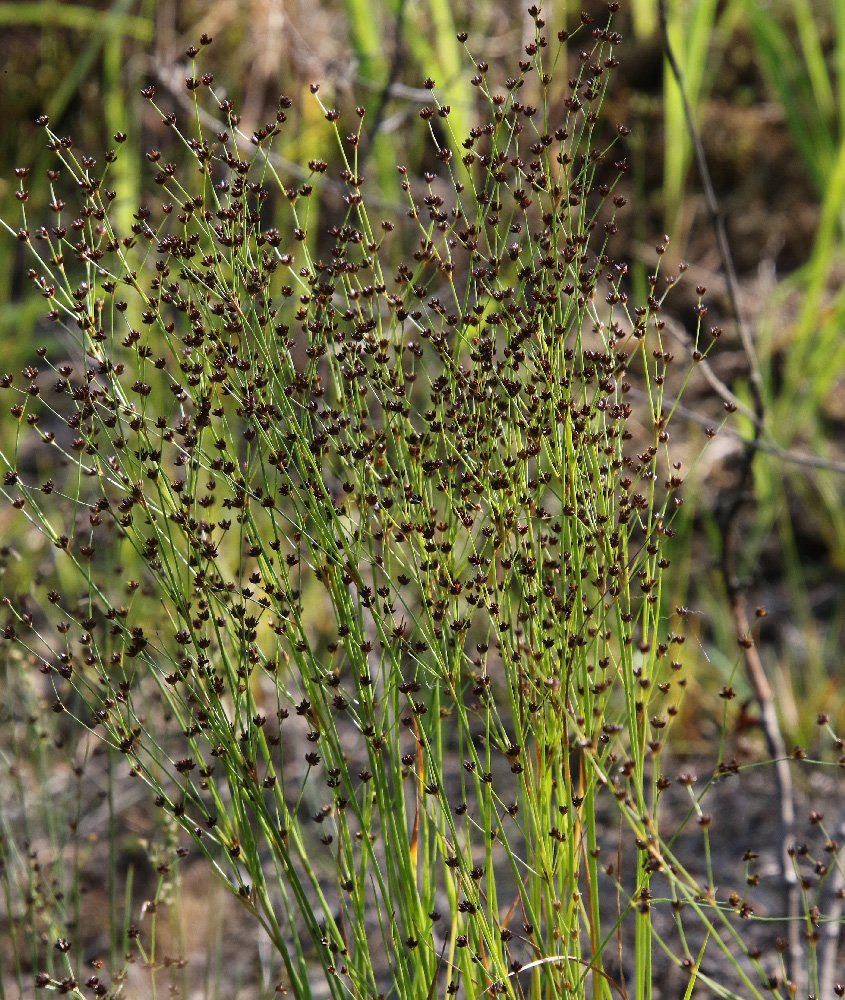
[658, 0, 802, 987]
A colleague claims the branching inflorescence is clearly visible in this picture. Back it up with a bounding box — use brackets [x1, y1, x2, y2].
[1, 6, 814, 1000]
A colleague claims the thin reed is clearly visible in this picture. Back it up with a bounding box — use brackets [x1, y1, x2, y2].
[1, 4, 843, 999]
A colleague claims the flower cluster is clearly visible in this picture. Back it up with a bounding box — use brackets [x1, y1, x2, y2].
[1, 6, 793, 999]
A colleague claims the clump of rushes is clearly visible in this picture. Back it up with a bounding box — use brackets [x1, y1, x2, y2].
[0, 6, 807, 1000]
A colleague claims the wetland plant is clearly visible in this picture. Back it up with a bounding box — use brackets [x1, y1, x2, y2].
[1, 5, 841, 998]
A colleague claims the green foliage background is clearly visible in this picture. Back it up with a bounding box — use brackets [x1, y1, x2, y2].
[2, 0, 845, 733]
[1, 1, 845, 996]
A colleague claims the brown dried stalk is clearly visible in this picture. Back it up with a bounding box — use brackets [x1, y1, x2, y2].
[657, 0, 802, 987]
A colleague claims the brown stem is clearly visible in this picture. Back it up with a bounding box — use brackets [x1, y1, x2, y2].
[818, 808, 845, 999]
[657, 0, 802, 987]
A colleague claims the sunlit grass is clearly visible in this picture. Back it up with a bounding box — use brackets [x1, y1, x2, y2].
[0, 2, 844, 998]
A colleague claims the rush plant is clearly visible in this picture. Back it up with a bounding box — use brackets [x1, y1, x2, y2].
[1, 5, 840, 999]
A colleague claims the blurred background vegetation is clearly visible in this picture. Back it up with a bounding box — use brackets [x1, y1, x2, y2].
[1, 0, 845, 994]
[3, 0, 844, 740]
